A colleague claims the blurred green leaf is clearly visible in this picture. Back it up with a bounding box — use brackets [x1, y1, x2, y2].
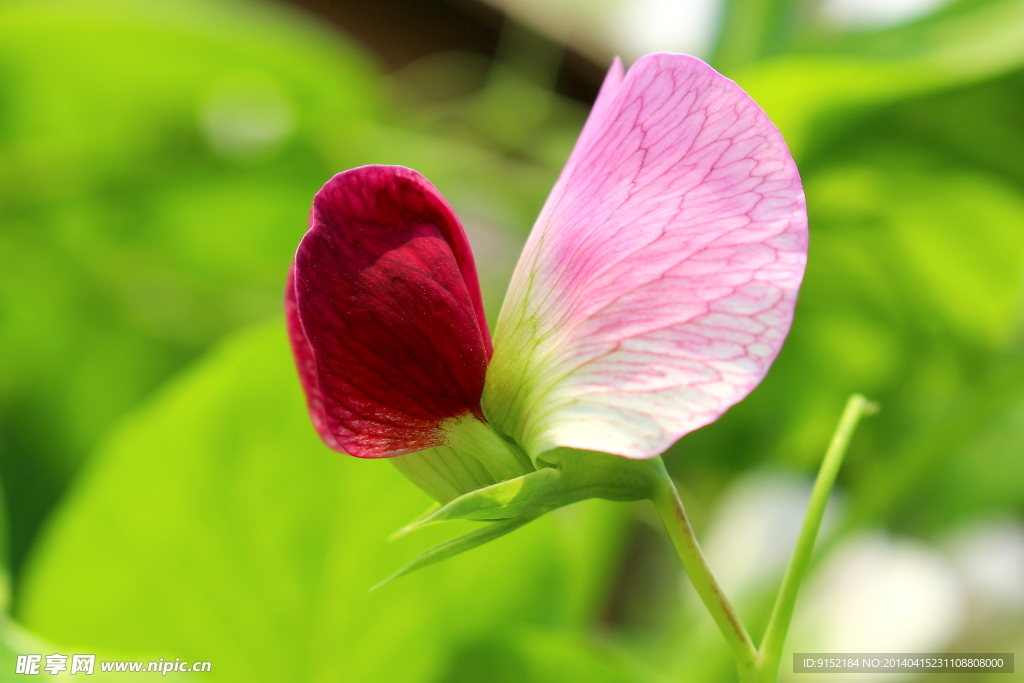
[0, 482, 8, 614]
[884, 361, 1024, 531]
[0, 4, 561, 598]
[437, 627, 655, 683]
[1, 473, 189, 681]
[17, 322, 630, 682]
[737, 0, 1024, 157]
[0, 617, 197, 682]
[0, 0, 574, 576]
[0, 0, 388, 571]
[945, 386, 1024, 513]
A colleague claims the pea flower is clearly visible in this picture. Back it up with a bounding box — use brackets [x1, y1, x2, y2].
[286, 53, 806, 568]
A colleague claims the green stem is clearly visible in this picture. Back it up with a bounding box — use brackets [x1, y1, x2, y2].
[652, 470, 759, 676]
[756, 394, 878, 682]
[655, 396, 874, 682]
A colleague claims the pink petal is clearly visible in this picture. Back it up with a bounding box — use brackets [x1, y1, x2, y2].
[485, 54, 807, 459]
[289, 165, 491, 458]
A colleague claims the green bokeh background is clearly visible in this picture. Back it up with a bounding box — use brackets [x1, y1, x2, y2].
[0, 0, 1022, 680]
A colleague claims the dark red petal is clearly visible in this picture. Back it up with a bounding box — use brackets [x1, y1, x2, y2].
[289, 165, 491, 458]
[285, 265, 340, 451]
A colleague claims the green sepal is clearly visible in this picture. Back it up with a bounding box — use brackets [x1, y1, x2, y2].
[390, 415, 534, 504]
[371, 512, 547, 590]
[397, 449, 668, 535]
[388, 502, 441, 541]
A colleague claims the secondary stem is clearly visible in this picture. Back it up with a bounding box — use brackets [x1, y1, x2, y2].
[652, 472, 759, 675]
[655, 395, 875, 683]
[756, 394, 878, 681]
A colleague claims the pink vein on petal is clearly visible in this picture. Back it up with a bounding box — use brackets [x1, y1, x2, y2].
[485, 54, 808, 459]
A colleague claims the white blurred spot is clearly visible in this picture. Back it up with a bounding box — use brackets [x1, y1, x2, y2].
[819, 0, 948, 29]
[200, 76, 295, 160]
[479, 0, 723, 65]
[945, 517, 1024, 619]
[609, 0, 723, 59]
[783, 533, 966, 683]
[702, 470, 843, 598]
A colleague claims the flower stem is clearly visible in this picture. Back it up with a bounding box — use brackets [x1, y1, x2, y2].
[756, 394, 878, 682]
[654, 395, 875, 683]
[651, 468, 759, 675]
